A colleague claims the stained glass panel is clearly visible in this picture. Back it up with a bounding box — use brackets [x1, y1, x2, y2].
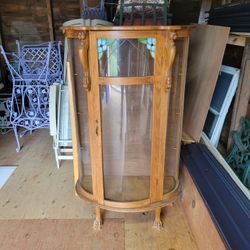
[97, 38, 155, 77]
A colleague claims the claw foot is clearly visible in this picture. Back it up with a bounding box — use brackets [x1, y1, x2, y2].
[93, 219, 102, 230]
[152, 219, 163, 231]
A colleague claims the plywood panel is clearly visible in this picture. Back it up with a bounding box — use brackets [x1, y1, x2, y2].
[125, 203, 198, 250]
[183, 24, 230, 142]
[0, 130, 198, 248]
[0, 219, 125, 250]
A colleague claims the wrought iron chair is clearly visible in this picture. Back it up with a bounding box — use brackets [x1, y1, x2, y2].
[82, 0, 107, 20]
[226, 117, 250, 188]
[0, 94, 12, 134]
[17, 41, 63, 85]
[0, 41, 63, 152]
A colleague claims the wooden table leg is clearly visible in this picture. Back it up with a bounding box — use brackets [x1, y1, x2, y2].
[152, 207, 163, 230]
[93, 206, 102, 230]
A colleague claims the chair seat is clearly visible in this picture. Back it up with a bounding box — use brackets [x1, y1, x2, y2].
[11, 112, 49, 129]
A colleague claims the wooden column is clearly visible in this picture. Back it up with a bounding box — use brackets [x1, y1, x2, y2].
[67, 62, 81, 188]
[88, 31, 104, 205]
[46, 0, 55, 41]
[0, 7, 7, 86]
[80, 0, 82, 16]
[228, 38, 250, 150]
[150, 31, 176, 203]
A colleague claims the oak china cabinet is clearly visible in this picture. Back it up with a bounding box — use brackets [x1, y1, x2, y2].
[63, 25, 191, 229]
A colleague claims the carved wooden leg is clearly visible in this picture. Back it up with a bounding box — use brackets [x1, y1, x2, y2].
[93, 207, 102, 230]
[152, 207, 163, 230]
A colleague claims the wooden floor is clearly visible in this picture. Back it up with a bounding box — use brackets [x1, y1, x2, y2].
[0, 130, 197, 250]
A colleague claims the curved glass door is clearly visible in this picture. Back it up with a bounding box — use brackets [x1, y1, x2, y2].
[88, 31, 173, 204]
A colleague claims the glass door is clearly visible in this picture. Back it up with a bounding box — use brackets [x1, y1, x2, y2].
[88, 30, 175, 206]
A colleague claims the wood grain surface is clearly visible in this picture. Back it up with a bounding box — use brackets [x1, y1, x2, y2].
[0, 219, 124, 250]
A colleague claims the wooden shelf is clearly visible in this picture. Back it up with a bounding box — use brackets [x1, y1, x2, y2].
[227, 32, 250, 47]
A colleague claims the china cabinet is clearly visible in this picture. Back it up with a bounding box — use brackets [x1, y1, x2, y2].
[63, 25, 191, 229]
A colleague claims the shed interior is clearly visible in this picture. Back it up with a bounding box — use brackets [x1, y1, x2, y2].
[0, 1, 249, 249]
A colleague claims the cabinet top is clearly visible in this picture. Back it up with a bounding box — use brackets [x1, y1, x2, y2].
[63, 25, 193, 38]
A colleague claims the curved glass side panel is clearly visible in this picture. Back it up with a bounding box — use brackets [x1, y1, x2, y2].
[101, 84, 153, 201]
[98, 38, 155, 77]
[68, 39, 92, 193]
[164, 38, 185, 193]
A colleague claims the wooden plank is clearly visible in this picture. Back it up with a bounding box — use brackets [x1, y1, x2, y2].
[67, 61, 81, 188]
[99, 76, 154, 85]
[228, 34, 246, 47]
[228, 39, 250, 150]
[0, 219, 125, 250]
[80, 0, 82, 15]
[172, 37, 189, 180]
[180, 163, 226, 250]
[182, 131, 196, 144]
[88, 31, 104, 204]
[46, 0, 54, 41]
[231, 32, 250, 37]
[0, 130, 198, 248]
[0, 8, 8, 86]
[183, 24, 230, 142]
[125, 200, 198, 250]
[150, 32, 172, 202]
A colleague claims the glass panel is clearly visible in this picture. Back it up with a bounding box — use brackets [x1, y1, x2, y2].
[58, 85, 72, 146]
[98, 38, 155, 77]
[164, 39, 183, 193]
[210, 71, 233, 112]
[101, 84, 153, 201]
[204, 111, 219, 139]
[68, 39, 92, 193]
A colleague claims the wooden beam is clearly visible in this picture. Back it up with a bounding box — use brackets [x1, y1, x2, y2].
[80, 0, 82, 16]
[46, 0, 55, 41]
[228, 34, 246, 47]
[67, 62, 81, 189]
[0, 6, 8, 86]
[228, 39, 250, 150]
[99, 76, 154, 85]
